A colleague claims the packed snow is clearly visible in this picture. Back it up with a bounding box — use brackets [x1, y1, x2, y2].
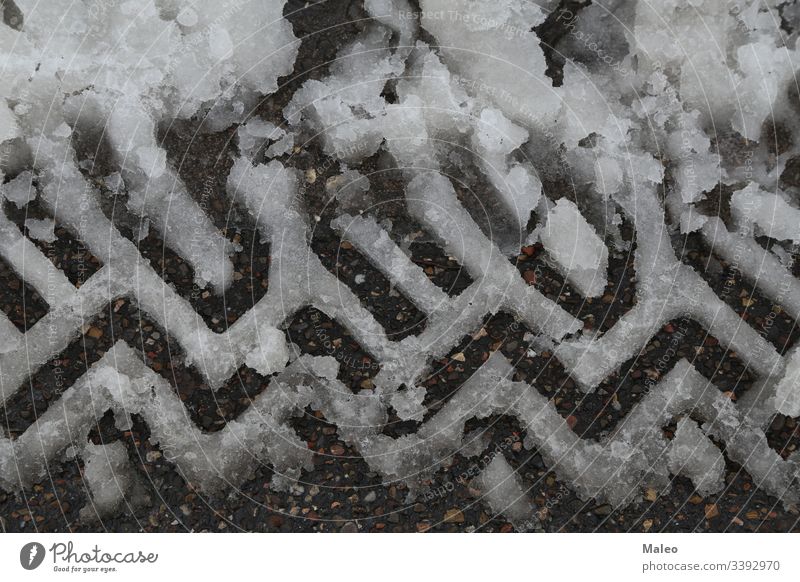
[2, 0, 800, 526]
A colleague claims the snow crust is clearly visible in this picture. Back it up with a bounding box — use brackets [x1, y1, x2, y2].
[2, 0, 800, 524]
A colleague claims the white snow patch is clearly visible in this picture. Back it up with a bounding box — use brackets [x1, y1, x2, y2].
[541, 199, 608, 297]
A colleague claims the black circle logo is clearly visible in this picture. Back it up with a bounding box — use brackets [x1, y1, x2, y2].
[20, 542, 46, 570]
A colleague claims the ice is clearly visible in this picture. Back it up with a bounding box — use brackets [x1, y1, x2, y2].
[284, 25, 406, 161]
[474, 455, 538, 530]
[3, 0, 800, 527]
[471, 108, 541, 231]
[541, 199, 608, 298]
[0, 100, 20, 143]
[103, 172, 124, 193]
[237, 118, 288, 160]
[331, 213, 448, 315]
[135, 146, 167, 179]
[593, 157, 622, 198]
[266, 133, 295, 158]
[731, 184, 800, 243]
[629, 0, 800, 142]
[79, 441, 146, 521]
[326, 168, 372, 212]
[419, 0, 558, 129]
[245, 327, 290, 376]
[24, 217, 56, 243]
[667, 418, 725, 497]
[365, 0, 417, 48]
[1, 170, 36, 208]
[775, 347, 800, 417]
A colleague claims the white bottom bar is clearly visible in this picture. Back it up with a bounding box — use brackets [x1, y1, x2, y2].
[1, 533, 797, 581]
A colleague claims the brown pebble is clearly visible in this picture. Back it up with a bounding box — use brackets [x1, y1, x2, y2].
[523, 270, 537, 285]
[705, 504, 720, 519]
[444, 508, 465, 523]
[268, 515, 284, 528]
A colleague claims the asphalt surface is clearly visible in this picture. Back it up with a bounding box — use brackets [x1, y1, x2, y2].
[2, 0, 800, 533]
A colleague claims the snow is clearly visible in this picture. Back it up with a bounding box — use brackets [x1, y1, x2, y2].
[1, 170, 36, 208]
[541, 198, 609, 298]
[775, 347, 800, 417]
[475, 455, 538, 530]
[24, 217, 56, 243]
[667, 418, 725, 497]
[326, 168, 372, 212]
[79, 441, 145, 521]
[2, 0, 800, 526]
[731, 184, 800, 243]
[237, 118, 291, 160]
[245, 327, 290, 376]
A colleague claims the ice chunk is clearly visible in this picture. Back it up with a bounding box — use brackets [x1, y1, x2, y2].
[326, 168, 372, 212]
[594, 157, 622, 197]
[731, 184, 800, 243]
[1, 170, 36, 208]
[237, 118, 286, 159]
[24, 217, 56, 243]
[667, 418, 725, 497]
[471, 108, 541, 230]
[364, 0, 417, 47]
[135, 146, 167, 178]
[474, 455, 537, 530]
[245, 327, 290, 376]
[774, 347, 800, 417]
[103, 172, 124, 193]
[266, 133, 294, 158]
[679, 208, 708, 234]
[0, 101, 21, 143]
[79, 441, 143, 521]
[389, 385, 427, 422]
[285, 25, 406, 162]
[541, 199, 608, 297]
[419, 0, 558, 128]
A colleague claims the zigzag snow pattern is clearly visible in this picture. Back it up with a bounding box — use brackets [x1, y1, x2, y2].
[2, 0, 800, 528]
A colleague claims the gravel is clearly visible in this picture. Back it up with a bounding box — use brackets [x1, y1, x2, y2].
[2, 0, 800, 533]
